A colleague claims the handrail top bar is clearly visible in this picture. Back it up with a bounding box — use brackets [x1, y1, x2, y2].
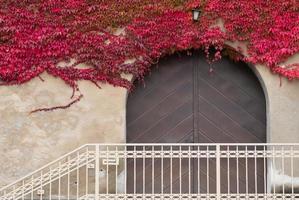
[85, 143, 299, 146]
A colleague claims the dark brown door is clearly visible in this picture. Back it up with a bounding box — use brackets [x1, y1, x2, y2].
[126, 50, 266, 194]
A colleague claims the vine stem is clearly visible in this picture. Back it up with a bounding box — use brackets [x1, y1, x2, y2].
[30, 95, 83, 114]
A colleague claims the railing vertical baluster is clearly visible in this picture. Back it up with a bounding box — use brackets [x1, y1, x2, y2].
[188, 146, 191, 195]
[133, 146, 136, 195]
[40, 171, 43, 200]
[236, 146, 239, 195]
[170, 146, 173, 195]
[161, 145, 164, 195]
[227, 146, 230, 195]
[245, 146, 248, 195]
[67, 156, 70, 200]
[95, 144, 100, 200]
[272, 146, 276, 195]
[143, 146, 145, 196]
[216, 144, 221, 200]
[152, 145, 155, 196]
[254, 146, 257, 197]
[13, 185, 15, 200]
[22, 180, 24, 200]
[207, 146, 209, 195]
[115, 146, 118, 195]
[85, 147, 89, 198]
[263, 146, 266, 194]
[179, 146, 182, 196]
[76, 151, 79, 200]
[291, 146, 294, 196]
[197, 145, 201, 194]
[124, 145, 127, 195]
[31, 176, 33, 200]
[106, 145, 109, 198]
[58, 162, 61, 200]
[49, 167, 52, 200]
[282, 146, 285, 197]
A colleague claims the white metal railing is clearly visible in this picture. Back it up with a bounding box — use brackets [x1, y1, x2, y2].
[1, 143, 299, 200]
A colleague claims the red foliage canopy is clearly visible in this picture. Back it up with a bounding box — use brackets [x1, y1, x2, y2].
[0, 0, 298, 110]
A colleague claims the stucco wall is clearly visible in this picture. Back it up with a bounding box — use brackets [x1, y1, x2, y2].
[254, 62, 299, 144]
[253, 55, 299, 191]
[0, 52, 299, 188]
[0, 73, 128, 187]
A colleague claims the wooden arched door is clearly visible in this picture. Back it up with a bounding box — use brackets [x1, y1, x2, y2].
[126, 50, 266, 194]
[127, 51, 266, 144]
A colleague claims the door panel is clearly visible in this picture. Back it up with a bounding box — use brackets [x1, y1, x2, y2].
[127, 53, 194, 143]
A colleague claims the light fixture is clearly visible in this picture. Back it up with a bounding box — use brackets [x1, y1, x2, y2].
[192, 8, 201, 22]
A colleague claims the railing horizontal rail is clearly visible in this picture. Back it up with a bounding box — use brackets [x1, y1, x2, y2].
[85, 143, 299, 146]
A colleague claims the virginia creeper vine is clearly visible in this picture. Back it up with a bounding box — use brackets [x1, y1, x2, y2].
[0, 0, 298, 111]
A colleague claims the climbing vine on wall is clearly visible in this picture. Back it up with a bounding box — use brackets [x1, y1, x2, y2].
[0, 0, 298, 110]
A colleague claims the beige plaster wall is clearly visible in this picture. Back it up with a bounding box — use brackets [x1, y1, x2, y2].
[0, 50, 299, 190]
[254, 62, 299, 144]
[0, 73, 128, 187]
[253, 55, 299, 190]
[251, 54, 299, 145]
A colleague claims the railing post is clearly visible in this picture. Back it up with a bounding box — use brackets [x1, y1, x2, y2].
[95, 145, 100, 200]
[216, 144, 221, 200]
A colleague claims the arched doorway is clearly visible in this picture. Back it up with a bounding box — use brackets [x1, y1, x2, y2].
[126, 50, 266, 194]
[127, 51, 266, 144]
